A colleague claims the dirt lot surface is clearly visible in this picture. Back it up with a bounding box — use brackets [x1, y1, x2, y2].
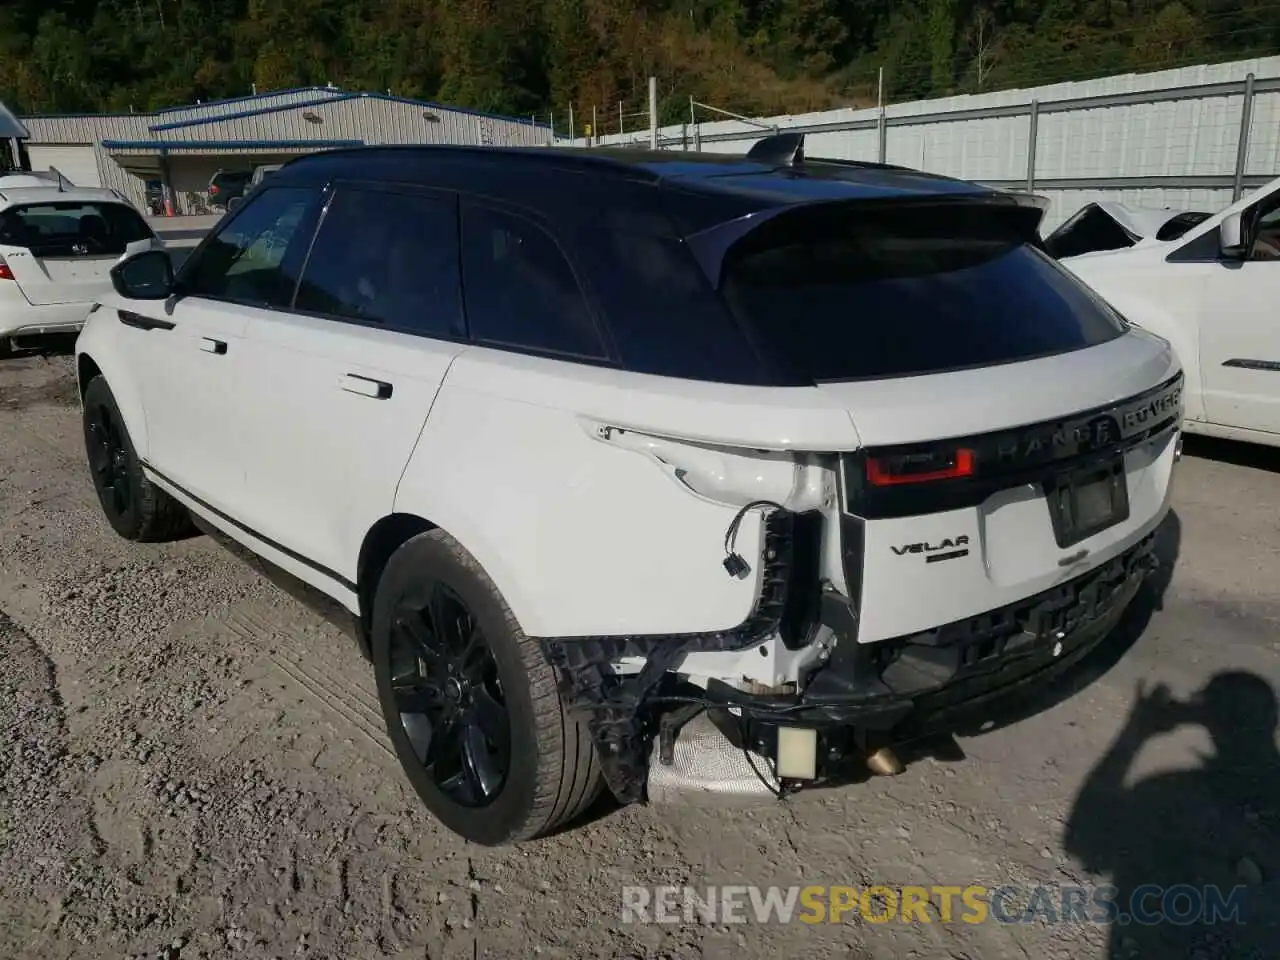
[1, 353, 1278, 960]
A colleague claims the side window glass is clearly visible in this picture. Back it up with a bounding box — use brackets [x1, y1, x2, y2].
[182, 186, 317, 307]
[294, 187, 464, 338]
[460, 203, 606, 359]
[575, 212, 767, 384]
[1250, 203, 1280, 261]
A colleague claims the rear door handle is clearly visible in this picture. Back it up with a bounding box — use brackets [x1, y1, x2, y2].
[117, 309, 175, 331]
[340, 373, 393, 399]
[199, 337, 227, 355]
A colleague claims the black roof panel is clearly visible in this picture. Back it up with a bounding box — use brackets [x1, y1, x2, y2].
[274, 142, 989, 205]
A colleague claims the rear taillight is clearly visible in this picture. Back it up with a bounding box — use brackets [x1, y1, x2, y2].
[209, 184, 219, 195]
[867, 447, 976, 486]
[0, 257, 12, 281]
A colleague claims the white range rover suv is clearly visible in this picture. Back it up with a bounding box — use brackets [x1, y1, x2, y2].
[0, 173, 165, 356]
[75, 136, 1183, 845]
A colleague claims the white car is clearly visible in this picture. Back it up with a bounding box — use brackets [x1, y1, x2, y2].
[74, 137, 1183, 845]
[0, 174, 165, 356]
[1058, 179, 1280, 447]
[1042, 200, 1212, 259]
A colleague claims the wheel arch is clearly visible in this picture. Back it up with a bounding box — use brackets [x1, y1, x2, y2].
[355, 512, 439, 659]
[75, 338, 151, 461]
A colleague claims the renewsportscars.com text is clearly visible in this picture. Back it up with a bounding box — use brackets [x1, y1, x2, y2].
[620, 884, 1249, 926]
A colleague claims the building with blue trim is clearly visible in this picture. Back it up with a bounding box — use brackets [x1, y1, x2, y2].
[16, 86, 551, 214]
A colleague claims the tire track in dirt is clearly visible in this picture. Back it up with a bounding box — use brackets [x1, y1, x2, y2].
[225, 604, 394, 762]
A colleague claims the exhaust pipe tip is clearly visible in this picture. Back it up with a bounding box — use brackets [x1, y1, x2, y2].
[865, 745, 904, 777]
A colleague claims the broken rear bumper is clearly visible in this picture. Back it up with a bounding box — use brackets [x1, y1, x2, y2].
[730, 528, 1156, 736]
[542, 516, 1158, 803]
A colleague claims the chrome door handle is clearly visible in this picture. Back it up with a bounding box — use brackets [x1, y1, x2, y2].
[199, 337, 227, 355]
[340, 373, 392, 399]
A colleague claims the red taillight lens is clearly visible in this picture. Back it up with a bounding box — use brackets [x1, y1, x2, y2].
[0, 257, 12, 281]
[867, 447, 977, 486]
[209, 185, 219, 194]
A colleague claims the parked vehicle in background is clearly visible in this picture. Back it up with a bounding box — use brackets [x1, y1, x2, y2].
[1043, 200, 1212, 259]
[144, 179, 165, 216]
[75, 136, 1182, 846]
[0, 180, 165, 356]
[1058, 177, 1280, 448]
[227, 164, 284, 212]
[206, 168, 253, 209]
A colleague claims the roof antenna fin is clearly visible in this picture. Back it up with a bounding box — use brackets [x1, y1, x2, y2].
[746, 132, 804, 166]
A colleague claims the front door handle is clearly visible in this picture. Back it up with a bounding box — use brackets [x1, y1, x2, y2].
[117, 309, 175, 331]
[199, 337, 227, 355]
[340, 373, 393, 399]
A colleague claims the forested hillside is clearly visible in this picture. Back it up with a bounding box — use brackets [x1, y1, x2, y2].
[1, 0, 1277, 130]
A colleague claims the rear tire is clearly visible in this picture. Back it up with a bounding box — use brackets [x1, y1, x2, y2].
[372, 529, 602, 845]
[81, 375, 194, 542]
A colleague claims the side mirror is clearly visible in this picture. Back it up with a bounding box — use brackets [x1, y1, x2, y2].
[111, 249, 174, 300]
[227, 195, 243, 212]
[1220, 211, 1247, 259]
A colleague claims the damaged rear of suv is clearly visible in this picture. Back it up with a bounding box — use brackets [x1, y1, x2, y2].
[81, 135, 1181, 846]
[536, 140, 1182, 813]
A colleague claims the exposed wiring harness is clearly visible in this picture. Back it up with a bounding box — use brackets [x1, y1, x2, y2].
[722, 499, 787, 578]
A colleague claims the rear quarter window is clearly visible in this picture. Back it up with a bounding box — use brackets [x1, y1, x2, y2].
[0, 201, 153, 257]
[721, 202, 1128, 382]
[572, 208, 769, 384]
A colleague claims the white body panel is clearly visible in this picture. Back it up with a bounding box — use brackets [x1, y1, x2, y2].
[23, 145, 103, 188]
[232, 313, 461, 584]
[817, 328, 1176, 447]
[98, 292, 253, 513]
[395, 348, 788, 639]
[1061, 175, 1280, 447]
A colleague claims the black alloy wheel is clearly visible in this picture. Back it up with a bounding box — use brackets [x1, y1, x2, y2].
[80, 375, 194, 542]
[387, 583, 511, 807]
[86, 397, 132, 519]
[371, 529, 602, 845]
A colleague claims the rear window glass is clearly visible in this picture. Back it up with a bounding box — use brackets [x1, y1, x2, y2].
[0, 201, 153, 257]
[721, 203, 1127, 382]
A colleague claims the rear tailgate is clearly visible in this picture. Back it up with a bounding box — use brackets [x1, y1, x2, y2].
[0, 246, 122, 305]
[0, 200, 157, 306]
[712, 193, 1182, 643]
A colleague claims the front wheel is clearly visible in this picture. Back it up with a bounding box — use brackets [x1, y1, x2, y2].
[372, 529, 602, 845]
[81, 375, 194, 542]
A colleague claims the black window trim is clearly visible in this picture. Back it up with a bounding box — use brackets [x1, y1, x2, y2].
[280, 178, 471, 343]
[457, 194, 622, 367]
[173, 183, 327, 311]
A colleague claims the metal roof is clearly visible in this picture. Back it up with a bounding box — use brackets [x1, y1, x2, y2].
[153, 85, 337, 115]
[0, 101, 30, 139]
[102, 138, 364, 152]
[149, 91, 549, 132]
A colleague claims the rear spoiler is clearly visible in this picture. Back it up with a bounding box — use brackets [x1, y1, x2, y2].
[683, 134, 1053, 286]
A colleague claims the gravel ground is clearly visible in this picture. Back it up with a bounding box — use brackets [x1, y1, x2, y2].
[1, 353, 1278, 959]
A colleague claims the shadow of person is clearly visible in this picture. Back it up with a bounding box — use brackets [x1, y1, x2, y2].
[1064, 671, 1280, 959]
